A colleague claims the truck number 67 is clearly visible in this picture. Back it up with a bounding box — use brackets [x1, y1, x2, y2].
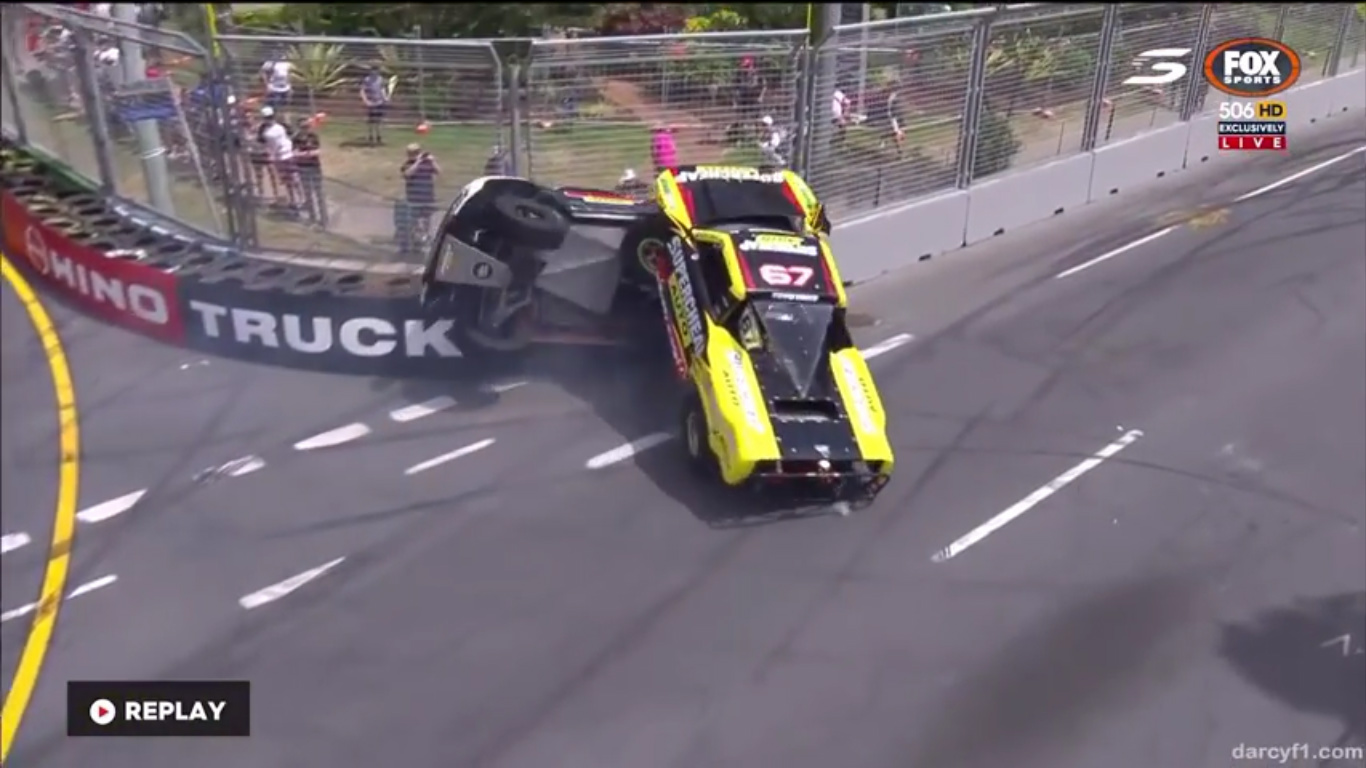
[758, 264, 814, 287]
[1123, 48, 1193, 86]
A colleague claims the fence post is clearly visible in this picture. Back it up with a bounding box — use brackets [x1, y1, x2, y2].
[791, 42, 814, 176]
[807, 4, 842, 185]
[1, 48, 25, 145]
[68, 28, 118, 193]
[1179, 5, 1216, 121]
[1326, 4, 1355, 78]
[508, 60, 524, 177]
[1080, 5, 1119, 153]
[1272, 5, 1290, 42]
[953, 12, 992, 188]
[112, 3, 175, 217]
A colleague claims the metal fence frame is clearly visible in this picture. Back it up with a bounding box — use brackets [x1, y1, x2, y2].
[2, 3, 1360, 260]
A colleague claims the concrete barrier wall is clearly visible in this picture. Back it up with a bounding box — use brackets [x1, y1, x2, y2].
[831, 69, 1366, 284]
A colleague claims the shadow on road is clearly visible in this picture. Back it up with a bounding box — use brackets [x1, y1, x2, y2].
[1220, 590, 1366, 757]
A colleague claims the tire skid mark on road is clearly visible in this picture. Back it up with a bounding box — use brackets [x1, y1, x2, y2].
[0, 574, 117, 624]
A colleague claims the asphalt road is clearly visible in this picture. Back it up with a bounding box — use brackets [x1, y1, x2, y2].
[3, 115, 1364, 768]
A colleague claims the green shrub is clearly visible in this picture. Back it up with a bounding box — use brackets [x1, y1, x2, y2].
[973, 109, 1021, 180]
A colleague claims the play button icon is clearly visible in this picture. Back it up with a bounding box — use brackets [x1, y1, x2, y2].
[89, 698, 116, 726]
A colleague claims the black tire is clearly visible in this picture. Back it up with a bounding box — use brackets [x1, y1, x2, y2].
[489, 193, 569, 250]
[424, 283, 534, 362]
[680, 393, 716, 476]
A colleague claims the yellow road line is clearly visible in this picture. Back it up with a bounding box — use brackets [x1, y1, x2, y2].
[0, 254, 81, 766]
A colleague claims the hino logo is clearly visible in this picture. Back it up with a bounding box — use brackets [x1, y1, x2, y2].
[25, 225, 171, 325]
[187, 301, 462, 358]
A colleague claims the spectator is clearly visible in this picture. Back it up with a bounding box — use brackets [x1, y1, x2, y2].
[483, 144, 511, 176]
[247, 109, 276, 201]
[401, 143, 441, 240]
[616, 168, 650, 196]
[875, 86, 905, 157]
[734, 56, 765, 140]
[650, 124, 677, 175]
[360, 66, 388, 146]
[758, 115, 786, 168]
[831, 86, 852, 146]
[292, 117, 327, 227]
[257, 106, 299, 209]
[260, 56, 293, 111]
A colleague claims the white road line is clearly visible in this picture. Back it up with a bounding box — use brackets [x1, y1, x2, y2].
[1055, 227, 1176, 280]
[1235, 146, 1366, 201]
[1, 573, 118, 624]
[390, 396, 457, 423]
[293, 423, 372, 451]
[404, 438, 496, 476]
[1, 532, 31, 555]
[239, 557, 346, 610]
[586, 432, 674, 469]
[861, 333, 915, 360]
[75, 489, 147, 524]
[67, 573, 118, 598]
[178, 359, 210, 370]
[931, 429, 1145, 563]
[205, 455, 266, 478]
[485, 380, 528, 394]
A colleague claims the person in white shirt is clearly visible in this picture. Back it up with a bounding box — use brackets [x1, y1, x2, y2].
[758, 115, 786, 168]
[831, 87, 852, 146]
[256, 106, 299, 208]
[260, 58, 293, 110]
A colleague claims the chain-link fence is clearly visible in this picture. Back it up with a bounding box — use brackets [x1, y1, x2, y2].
[213, 34, 505, 258]
[3, 3, 1362, 262]
[1, 3, 229, 236]
[523, 31, 809, 191]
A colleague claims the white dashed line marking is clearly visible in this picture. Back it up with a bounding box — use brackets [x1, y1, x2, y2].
[932, 429, 1145, 563]
[485, 380, 528, 394]
[294, 423, 372, 451]
[861, 333, 915, 360]
[239, 557, 345, 610]
[1, 573, 118, 624]
[404, 438, 496, 476]
[586, 432, 674, 469]
[1, 532, 31, 555]
[178, 359, 210, 370]
[75, 490, 147, 524]
[390, 396, 457, 423]
[1054, 227, 1176, 280]
[1235, 145, 1366, 201]
[204, 455, 267, 479]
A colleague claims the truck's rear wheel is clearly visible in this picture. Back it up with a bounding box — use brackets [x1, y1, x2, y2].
[680, 394, 715, 476]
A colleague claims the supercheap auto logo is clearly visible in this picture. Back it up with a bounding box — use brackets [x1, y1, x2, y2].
[1123, 37, 1301, 97]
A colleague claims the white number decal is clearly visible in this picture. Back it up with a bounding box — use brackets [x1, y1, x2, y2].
[758, 264, 815, 287]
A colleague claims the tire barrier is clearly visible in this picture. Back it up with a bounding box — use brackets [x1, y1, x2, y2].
[1, 140, 471, 377]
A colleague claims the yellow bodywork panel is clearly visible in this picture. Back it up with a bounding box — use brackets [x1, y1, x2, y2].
[696, 323, 780, 485]
[828, 347, 895, 472]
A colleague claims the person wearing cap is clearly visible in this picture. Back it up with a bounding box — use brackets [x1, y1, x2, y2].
[401, 143, 441, 248]
[650, 124, 677, 175]
[292, 117, 327, 227]
[257, 106, 299, 209]
[758, 115, 786, 168]
[249, 105, 279, 201]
